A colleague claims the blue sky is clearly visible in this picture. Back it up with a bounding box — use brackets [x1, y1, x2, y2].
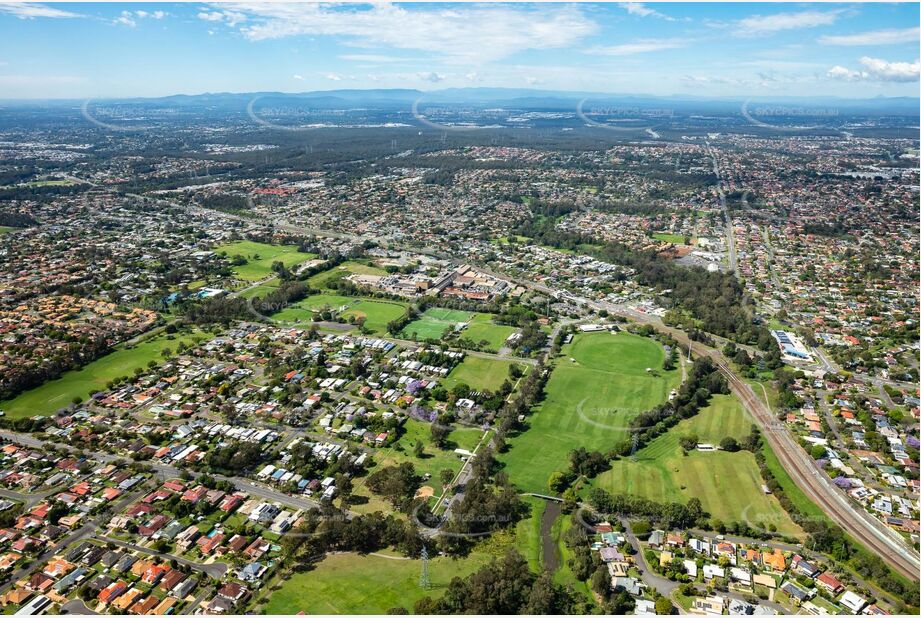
[0, 2, 918, 99]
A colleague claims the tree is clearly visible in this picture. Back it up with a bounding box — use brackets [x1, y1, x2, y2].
[523, 572, 576, 614]
[719, 437, 739, 452]
[335, 473, 353, 506]
[430, 423, 450, 449]
[655, 596, 675, 615]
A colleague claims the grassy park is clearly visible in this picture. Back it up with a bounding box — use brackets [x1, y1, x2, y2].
[442, 356, 527, 392]
[400, 308, 472, 341]
[237, 281, 280, 299]
[264, 499, 546, 614]
[500, 331, 681, 493]
[263, 551, 491, 614]
[652, 232, 691, 244]
[0, 330, 208, 418]
[460, 313, 518, 351]
[592, 394, 802, 538]
[306, 260, 387, 290]
[271, 293, 408, 334]
[216, 240, 316, 281]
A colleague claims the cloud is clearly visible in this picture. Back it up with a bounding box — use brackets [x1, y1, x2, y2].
[819, 27, 919, 46]
[292, 74, 304, 80]
[827, 56, 920, 82]
[211, 3, 597, 64]
[587, 38, 688, 56]
[113, 9, 168, 27]
[197, 9, 246, 27]
[618, 3, 675, 21]
[324, 73, 342, 81]
[417, 72, 445, 83]
[734, 9, 844, 36]
[0, 2, 79, 19]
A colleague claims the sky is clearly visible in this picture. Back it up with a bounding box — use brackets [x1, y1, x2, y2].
[0, 2, 918, 99]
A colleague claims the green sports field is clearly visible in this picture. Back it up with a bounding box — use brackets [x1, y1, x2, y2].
[306, 260, 387, 290]
[341, 299, 408, 334]
[442, 356, 527, 392]
[271, 293, 407, 334]
[652, 232, 691, 245]
[264, 551, 491, 614]
[459, 314, 519, 352]
[400, 308, 473, 341]
[592, 394, 802, 538]
[0, 330, 208, 418]
[215, 240, 316, 281]
[236, 281, 280, 299]
[500, 331, 681, 493]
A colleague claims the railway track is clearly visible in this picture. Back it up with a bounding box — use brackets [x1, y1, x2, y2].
[697, 347, 921, 582]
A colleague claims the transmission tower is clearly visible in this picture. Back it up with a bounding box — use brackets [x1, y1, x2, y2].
[419, 545, 430, 590]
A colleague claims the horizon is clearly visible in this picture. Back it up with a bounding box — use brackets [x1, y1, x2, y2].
[3, 85, 921, 103]
[0, 2, 918, 99]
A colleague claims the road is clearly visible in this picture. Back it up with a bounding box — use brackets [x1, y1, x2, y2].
[0, 485, 62, 508]
[60, 599, 97, 615]
[760, 226, 782, 290]
[0, 484, 148, 595]
[98, 535, 226, 580]
[706, 142, 738, 276]
[0, 429, 331, 518]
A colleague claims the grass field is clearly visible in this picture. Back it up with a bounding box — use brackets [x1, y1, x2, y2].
[340, 299, 408, 334]
[236, 281, 279, 299]
[272, 293, 407, 334]
[652, 232, 691, 245]
[442, 356, 527, 392]
[264, 551, 491, 614]
[24, 179, 76, 187]
[592, 394, 802, 538]
[215, 240, 316, 281]
[500, 331, 681, 493]
[0, 330, 208, 418]
[306, 261, 387, 290]
[265, 498, 546, 614]
[552, 513, 597, 606]
[518, 497, 544, 572]
[400, 308, 473, 341]
[460, 314, 518, 352]
[0, 227, 15, 235]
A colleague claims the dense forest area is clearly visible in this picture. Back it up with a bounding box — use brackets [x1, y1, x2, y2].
[514, 215, 768, 344]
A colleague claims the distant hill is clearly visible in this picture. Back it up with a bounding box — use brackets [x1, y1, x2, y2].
[2, 88, 917, 117]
